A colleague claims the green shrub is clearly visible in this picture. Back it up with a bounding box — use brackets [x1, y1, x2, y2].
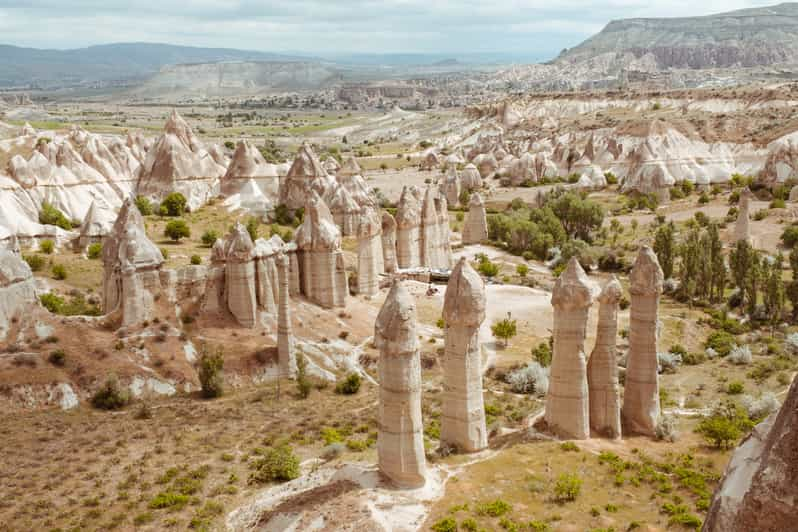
[246, 217, 259, 242]
[87, 242, 102, 259]
[696, 401, 754, 449]
[560, 441, 579, 452]
[782, 225, 798, 248]
[51, 263, 67, 280]
[334, 372, 361, 395]
[148, 492, 190, 510]
[771, 198, 786, 209]
[516, 263, 529, 277]
[698, 192, 710, 204]
[321, 427, 343, 445]
[532, 341, 552, 367]
[39, 202, 72, 230]
[431, 517, 457, 532]
[190, 255, 202, 265]
[91, 376, 130, 410]
[135, 196, 153, 215]
[160, 247, 169, 260]
[39, 293, 65, 313]
[48, 349, 66, 366]
[553, 473, 582, 502]
[705, 331, 737, 357]
[201, 230, 219, 247]
[475, 499, 512, 517]
[39, 239, 54, 254]
[164, 219, 190, 241]
[296, 353, 311, 399]
[477, 258, 499, 277]
[726, 381, 744, 395]
[198, 345, 224, 398]
[491, 316, 517, 347]
[161, 192, 187, 216]
[23, 254, 45, 272]
[248, 445, 300, 483]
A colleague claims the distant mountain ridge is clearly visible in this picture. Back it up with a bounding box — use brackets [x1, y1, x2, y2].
[0, 42, 312, 87]
[555, 2, 798, 69]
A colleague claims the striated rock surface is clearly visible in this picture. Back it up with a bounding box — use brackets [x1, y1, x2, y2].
[622, 246, 664, 436]
[441, 167, 461, 207]
[222, 223, 259, 328]
[356, 207, 383, 296]
[77, 199, 116, 253]
[381, 211, 398, 274]
[221, 140, 280, 200]
[276, 253, 296, 378]
[0, 247, 37, 341]
[734, 188, 753, 243]
[395, 186, 422, 269]
[587, 276, 623, 439]
[461, 163, 483, 190]
[545, 257, 594, 440]
[703, 377, 798, 532]
[325, 182, 362, 236]
[102, 198, 165, 327]
[294, 193, 347, 308]
[441, 257, 488, 452]
[279, 143, 333, 210]
[462, 193, 488, 245]
[375, 280, 426, 488]
[336, 156, 373, 207]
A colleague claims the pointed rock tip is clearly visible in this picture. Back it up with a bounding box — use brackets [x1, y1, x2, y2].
[552, 257, 593, 309]
[443, 257, 485, 323]
[630, 246, 664, 294]
[598, 275, 623, 304]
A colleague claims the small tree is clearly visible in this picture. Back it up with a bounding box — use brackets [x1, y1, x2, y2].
[135, 195, 153, 215]
[516, 264, 529, 278]
[553, 473, 582, 502]
[87, 242, 102, 259]
[201, 229, 219, 247]
[296, 353, 311, 399]
[334, 372, 361, 395]
[197, 345, 224, 398]
[39, 239, 55, 254]
[91, 375, 130, 410]
[653, 222, 676, 279]
[491, 313, 517, 347]
[164, 219, 190, 242]
[161, 192, 187, 217]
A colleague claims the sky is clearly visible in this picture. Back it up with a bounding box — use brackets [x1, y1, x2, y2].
[0, 0, 783, 61]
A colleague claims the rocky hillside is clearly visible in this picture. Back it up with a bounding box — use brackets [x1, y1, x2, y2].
[556, 3, 798, 69]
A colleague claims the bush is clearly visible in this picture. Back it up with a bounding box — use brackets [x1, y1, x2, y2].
[726, 381, 745, 395]
[87, 242, 102, 259]
[741, 392, 781, 421]
[771, 198, 786, 209]
[39, 239, 54, 254]
[23, 254, 45, 272]
[48, 349, 66, 366]
[658, 351, 682, 374]
[246, 217, 259, 242]
[51, 264, 67, 280]
[506, 362, 549, 396]
[477, 257, 499, 277]
[201, 230, 219, 247]
[696, 401, 754, 449]
[476, 499, 512, 517]
[148, 492, 190, 510]
[782, 226, 798, 248]
[553, 473, 582, 502]
[728, 344, 753, 365]
[532, 341, 552, 367]
[197, 345, 224, 398]
[334, 372, 361, 395]
[39, 202, 72, 230]
[516, 263, 529, 277]
[698, 192, 710, 204]
[491, 316, 517, 347]
[164, 219, 190, 241]
[190, 255, 202, 265]
[248, 445, 300, 483]
[296, 353, 311, 399]
[39, 292, 65, 313]
[655, 415, 679, 442]
[135, 196, 153, 215]
[431, 517, 457, 532]
[161, 192, 187, 216]
[705, 331, 736, 357]
[91, 376, 130, 410]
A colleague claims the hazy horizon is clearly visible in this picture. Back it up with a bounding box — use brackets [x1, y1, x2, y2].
[0, 0, 782, 61]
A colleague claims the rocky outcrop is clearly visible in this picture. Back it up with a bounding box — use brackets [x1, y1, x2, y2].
[421, 187, 443, 269]
[76, 199, 116, 253]
[336, 156, 373, 207]
[734, 188, 753, 243]
[137, 110, 225, 210]
[587, 276, 623, 439]
[420, 151, 440, 171]
[462, 193, 488, 245]
[441, 167, 461, 206]
[381, 211, 398, 274]
[102, 198, 165, 328]
[294, 193, 347, 309]
[277, 253, 296, 378]
[279, 143, 333, 210]
[759, 130, 798, 183]
[441, 257, 488, 452]
[0, 247, 37, 341]
[222, 224, 259, 328]
[325, 183, 362, 236]
[356, 207, 383, 296]
[622, 246, 664, 436]
[461, 163, 483, 190]
[375, 280, 426, 488]
[545, 257, 594, 440]
[395, 186, 422, 269]
[221, 140, 280, 200]
[703, 377, 798, 532]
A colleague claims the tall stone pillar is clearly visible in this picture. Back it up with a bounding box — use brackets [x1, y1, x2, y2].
[375, 280, 426, 488]
[588, 276, 622, 439]
[223, 223, 258, 328]
[277, 253, 295, 378]
[734, 188, 753, 243]
[441, 257, 488, 452]
[462, 193, 488, 245]
[622, 246, 664, 436]
[381, 211, 398, 273]
[356, 207, 383, 296]
[395, 186, 421, 269]
[420, 186, 441, 268]
[545, 257, 593, 440]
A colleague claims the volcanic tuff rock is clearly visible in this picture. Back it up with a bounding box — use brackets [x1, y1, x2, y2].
[395, 186, 422, 269]
[462, 193, 488, 245]
[76, 199, 117, 253]
[441, 257, 488, 452]
[734, 188, 754, 244]
[102, 198, 165, 328]
[137, 110, 225, 210]
[279, 143, 334, 210]
[588, 276, 623, 439]
[222, 224, 259, 328]
[0, 247, 37, 341]
[221, 140, 281, 199]
[375, 280, 426, 488]
[380, 211, 398, 274]
[622, 246, 664, 436]
[545, 257, 594, 440]
[276, 253, 296, 378]
[356, 207, 384, 296]
[703, 376, 798, 532]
